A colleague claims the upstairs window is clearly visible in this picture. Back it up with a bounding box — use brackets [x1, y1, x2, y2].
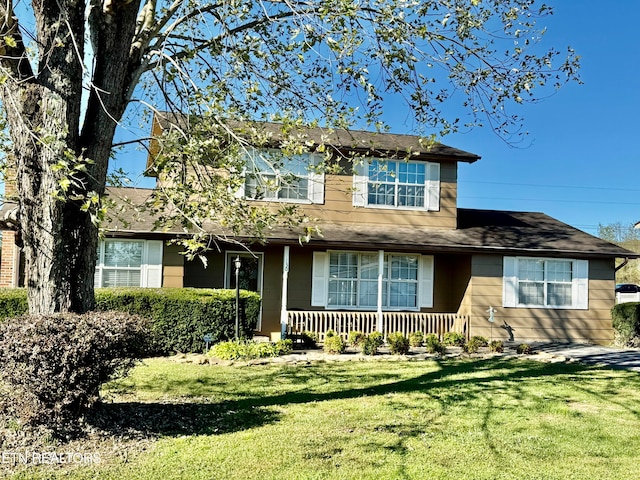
[353, 159, 440, 211]
[242, 149, 324, 203]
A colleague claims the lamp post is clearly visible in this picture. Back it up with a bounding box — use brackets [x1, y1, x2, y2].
[234, 256, 241, 340]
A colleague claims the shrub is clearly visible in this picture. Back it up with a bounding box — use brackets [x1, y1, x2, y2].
[408, 331, 424, 347]
[470, 336, 489, 347]
[463, 336, 487, 354]
[362, 331, 384, 356]
[516, 343, 533, 355]
[360, 332, 384, 355]
[210, 339, 293, 360]
[0, 288, 262, 354]
[424, 333, 445, 354]
[275, 339, 293, 356]
[387, 332, 410, 355]
[323, 335, 346, 354]
[300, 331, 318, 348]
[325, 329, 336, 338]
[348, 330, 366, 347]
[0, 288, 28, 321]
[489, 340, 504, 353]
[442, 331, 466, 347]
[611, 302, 640, 347]
[95, 288, 261, 354]
[0, 312, 149, 430]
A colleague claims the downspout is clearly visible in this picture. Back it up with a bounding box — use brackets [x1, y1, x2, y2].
[615, 257, 629, 273]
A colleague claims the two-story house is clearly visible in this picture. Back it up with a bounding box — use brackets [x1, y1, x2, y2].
[1, 113, 635, 344]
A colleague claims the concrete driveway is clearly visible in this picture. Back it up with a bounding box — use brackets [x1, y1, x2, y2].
[532, 343, 640, 372]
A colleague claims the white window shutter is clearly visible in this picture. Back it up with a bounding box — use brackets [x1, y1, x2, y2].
[308, 172, 325, 204]
[311, 251, 328, 307]
[234, 168, 247, 199]
[572, 259, 589, 310]
[426, 162, 440, 211]
[419, 255, 434, 308]
[95, 241, 104, 287]
[503, 257, 518, 307]
[352, 163, 367, 207]
[143, 240, 164, 288]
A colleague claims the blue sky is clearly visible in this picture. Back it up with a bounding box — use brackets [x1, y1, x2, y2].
[118, 1, 639, 236]
[443, 1, 640, 235]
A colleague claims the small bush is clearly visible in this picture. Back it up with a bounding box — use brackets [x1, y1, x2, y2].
[325, 329, 336, 339]
[470, 336, 489, 347]
[210, 339, 293, 360]
[424, 334, 445, 354]
[387, 332, 410, 355]
[442, 331, 466, 347]
[612, 302, 640, 347]
[463, 336, 487, 354]
[323, 335, 346, 354]
[408, 331, 424, 347]
[348, 331, 366, 347]
[300, 331, 318, 348]
[0, 312, 150, 430]
[275, 339, 293, 356]
[516, 343, 533, 355]
[362, 331, 384, 356]
[489, 340, 504, 353]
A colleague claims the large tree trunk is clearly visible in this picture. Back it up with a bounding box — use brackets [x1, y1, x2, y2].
[1, 0, 143, 313]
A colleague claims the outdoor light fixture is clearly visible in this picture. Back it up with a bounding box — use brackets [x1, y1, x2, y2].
[234, 256, 241, 340]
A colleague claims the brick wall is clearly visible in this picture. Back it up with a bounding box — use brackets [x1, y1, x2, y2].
[0, 230, 18, 288]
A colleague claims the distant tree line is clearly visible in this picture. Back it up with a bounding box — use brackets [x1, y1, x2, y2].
[599, 222, 640, 284]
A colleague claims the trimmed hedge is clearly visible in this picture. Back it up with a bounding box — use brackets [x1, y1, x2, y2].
[0, 288, 28, 320]
[611, 302, 640, 347]
[0, 288, 261, 354]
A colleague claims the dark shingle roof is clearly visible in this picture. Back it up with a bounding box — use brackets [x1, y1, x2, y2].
[101, 187, 636, 259]
[152, 112, 480, 163]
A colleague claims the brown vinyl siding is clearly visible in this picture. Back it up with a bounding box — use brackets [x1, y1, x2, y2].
[284, 162, 458, 229]
[162, 244, 185, 288]
[467, 254, 616, 345]
[184, 253, 225, 288]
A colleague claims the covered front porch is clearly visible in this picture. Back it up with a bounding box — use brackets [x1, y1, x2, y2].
[285, 310, 469, 342]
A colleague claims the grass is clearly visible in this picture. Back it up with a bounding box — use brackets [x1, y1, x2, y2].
[6, 356, 640, 479]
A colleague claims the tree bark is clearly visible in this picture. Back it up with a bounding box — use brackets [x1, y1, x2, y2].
[1, 0, 142, 313]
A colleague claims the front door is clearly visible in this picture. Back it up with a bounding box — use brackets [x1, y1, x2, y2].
[225, 252, 264, 329]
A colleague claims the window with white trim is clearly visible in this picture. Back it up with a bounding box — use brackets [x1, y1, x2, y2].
[95, 239, 163, 288]
[503, 257, 588, 309]
[243, 149, 324, 203]
[353, 159, 440, 211]
[313, 251, 433, 310]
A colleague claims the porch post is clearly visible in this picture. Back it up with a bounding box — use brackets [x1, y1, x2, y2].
[280, 245, 290, 340]
[377, 249, 384, 334]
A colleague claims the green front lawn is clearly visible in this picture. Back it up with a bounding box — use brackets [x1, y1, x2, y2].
[9, 356, 640, 479]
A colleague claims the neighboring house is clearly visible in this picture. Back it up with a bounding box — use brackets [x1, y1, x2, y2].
[1, 115, 637, 345]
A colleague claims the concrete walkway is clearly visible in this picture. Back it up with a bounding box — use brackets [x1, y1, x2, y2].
[532, 343, 640, 372]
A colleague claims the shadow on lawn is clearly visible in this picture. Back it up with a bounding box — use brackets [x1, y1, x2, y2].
[88, 358, 608, 439]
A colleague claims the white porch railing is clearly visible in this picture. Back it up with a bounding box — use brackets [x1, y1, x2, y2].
[286, 310, 469, 342]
